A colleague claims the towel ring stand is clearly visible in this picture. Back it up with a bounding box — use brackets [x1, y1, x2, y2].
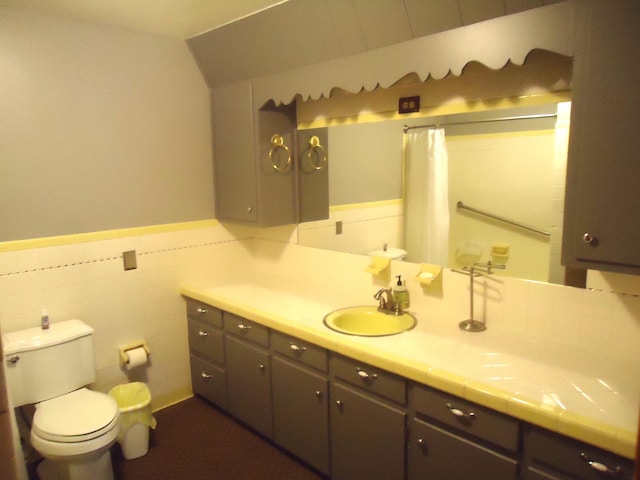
[303, 135, 327, 171]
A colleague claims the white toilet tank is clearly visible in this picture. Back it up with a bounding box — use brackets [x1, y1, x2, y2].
[3, 319, 97, 407]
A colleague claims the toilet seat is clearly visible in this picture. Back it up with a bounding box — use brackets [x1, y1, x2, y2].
[33, 388, 119, 443]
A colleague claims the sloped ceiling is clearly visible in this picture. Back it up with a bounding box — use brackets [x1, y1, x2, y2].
[188, 0, 565, 87]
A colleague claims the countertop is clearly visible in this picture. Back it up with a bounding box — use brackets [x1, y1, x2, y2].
[180, 281, 639, 459]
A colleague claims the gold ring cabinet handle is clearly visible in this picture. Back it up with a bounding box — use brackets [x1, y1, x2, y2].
[304, 135, 327, 171]
[269, 134, 291, 173]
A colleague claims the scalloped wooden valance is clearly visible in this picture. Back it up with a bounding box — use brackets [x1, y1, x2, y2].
[252, 1, 576, 108]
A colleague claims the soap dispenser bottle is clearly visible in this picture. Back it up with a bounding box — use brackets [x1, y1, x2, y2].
[393, 275, 410, 311]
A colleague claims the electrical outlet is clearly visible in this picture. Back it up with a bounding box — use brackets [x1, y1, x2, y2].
[399, 96, 420, 114]
[123, 250, 137, 270]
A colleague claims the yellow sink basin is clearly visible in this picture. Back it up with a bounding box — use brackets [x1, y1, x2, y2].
[323, 306, 417, 337]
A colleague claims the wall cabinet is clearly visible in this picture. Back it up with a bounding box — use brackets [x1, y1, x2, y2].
[185, 298, 634, 480]
[408, 384, 519, 480]
[562, 0, 640, 274]
[329, 355, 406, 480]
[211, 80, 297, 226]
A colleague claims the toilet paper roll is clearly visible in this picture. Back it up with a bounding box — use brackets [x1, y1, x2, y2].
[125, 347, 148, 370]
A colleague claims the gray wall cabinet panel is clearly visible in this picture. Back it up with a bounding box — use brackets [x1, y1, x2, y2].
[212, 81, 258, 223]
[272, 357, 330, 475]
[561, 0, 640, 274]
[189, 354, 227, 410]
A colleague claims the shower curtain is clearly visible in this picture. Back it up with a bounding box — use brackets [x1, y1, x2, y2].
[403, 128, 450, 265]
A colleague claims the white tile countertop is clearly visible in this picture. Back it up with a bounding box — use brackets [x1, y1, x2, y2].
[180, 278, 639, 459]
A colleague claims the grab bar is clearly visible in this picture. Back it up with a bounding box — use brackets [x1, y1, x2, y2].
[456, 201, 550, 237]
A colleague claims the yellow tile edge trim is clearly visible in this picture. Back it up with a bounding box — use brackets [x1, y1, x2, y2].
[330, 199, 402, 212]
[0, 219, 220, 252]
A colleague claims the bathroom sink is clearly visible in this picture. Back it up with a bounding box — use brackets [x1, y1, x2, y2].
[323, 306, 416, 336]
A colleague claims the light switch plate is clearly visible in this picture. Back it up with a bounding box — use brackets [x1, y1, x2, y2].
[123, 250, 137, 270]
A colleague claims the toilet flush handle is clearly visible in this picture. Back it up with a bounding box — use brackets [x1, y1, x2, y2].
[6, 355, 20, 365]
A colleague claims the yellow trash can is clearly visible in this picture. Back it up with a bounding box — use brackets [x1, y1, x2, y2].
[108, 382, 157, 459]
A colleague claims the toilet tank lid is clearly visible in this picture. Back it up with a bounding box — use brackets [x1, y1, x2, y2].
[3, 319, 93, 356]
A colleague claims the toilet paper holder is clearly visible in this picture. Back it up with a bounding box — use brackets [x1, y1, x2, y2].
[119, 341, 151, 366]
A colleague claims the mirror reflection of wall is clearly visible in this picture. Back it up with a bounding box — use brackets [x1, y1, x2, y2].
[296, 52, 573, 285]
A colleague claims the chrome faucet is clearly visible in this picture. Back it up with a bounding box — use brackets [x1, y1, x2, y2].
[374, 287, 403, 315]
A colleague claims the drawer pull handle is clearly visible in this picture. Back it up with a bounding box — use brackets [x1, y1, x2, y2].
[289, 343, 307, 352]
[201, 371, 212, 379]
[417, 438, 425, 447]
[315, 390, 322, 398]
[356, 368, 378, 380]
[198, 330, 208, 337]
[335, 400, 343, 408]
[237, 323, 252, 331]
[259, 364, 265, 370]
[446, 403, 475, 420]
[580, 453, 622, 476]
[196, 307, 208, 314]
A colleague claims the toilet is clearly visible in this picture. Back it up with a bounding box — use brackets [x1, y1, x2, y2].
[3, 319, 119, 480]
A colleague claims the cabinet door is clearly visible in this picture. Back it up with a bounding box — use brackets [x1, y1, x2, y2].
[225, 336, 272, 438]
[408, 418, 518, 480]
[272, 357, 329, 475]
[562, 0, 640, 273]
[212, 80, 258, 223]
[330, 382, 405, 480]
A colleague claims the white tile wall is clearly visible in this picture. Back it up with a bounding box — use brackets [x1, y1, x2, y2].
[1, 223, 639, 412]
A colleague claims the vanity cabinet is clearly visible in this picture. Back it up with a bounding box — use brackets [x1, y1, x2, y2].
[224, 314, 273, 439]
[271, 331, 330, 475]
[562, 0, 640, 274]
[185, 297, 635, 480]
[329, 354, 406, 480]
[408, 384, 519, 480]
[186, 300, 227, 409]
[522, 426, 634, 480]
[211, 80, 297, 227]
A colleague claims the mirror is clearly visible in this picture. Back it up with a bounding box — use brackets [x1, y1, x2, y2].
[296, 55, 574, 285]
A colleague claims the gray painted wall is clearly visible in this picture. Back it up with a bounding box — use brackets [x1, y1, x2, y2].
[0, 8, 214, 241]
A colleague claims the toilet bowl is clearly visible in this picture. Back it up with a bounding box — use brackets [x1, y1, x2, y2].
[31, 388, 119, 480]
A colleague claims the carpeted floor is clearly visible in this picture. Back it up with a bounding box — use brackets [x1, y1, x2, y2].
[111, 395, 326, 480]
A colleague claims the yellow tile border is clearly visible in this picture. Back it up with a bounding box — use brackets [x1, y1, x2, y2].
[0, 219, 219, 252]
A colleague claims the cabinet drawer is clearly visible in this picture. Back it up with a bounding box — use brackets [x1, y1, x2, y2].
[186, 299, 222, 329]
[190, 354, 227, 410]
[412, 384, 519, 452]
[271, 330, 327, 372]
[524, 426, 634, 480]
[330, 354, 406, 405]
[224, 312, 269, 347]
[188, 317, 224, 365]
[409, 417, 518, 480]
